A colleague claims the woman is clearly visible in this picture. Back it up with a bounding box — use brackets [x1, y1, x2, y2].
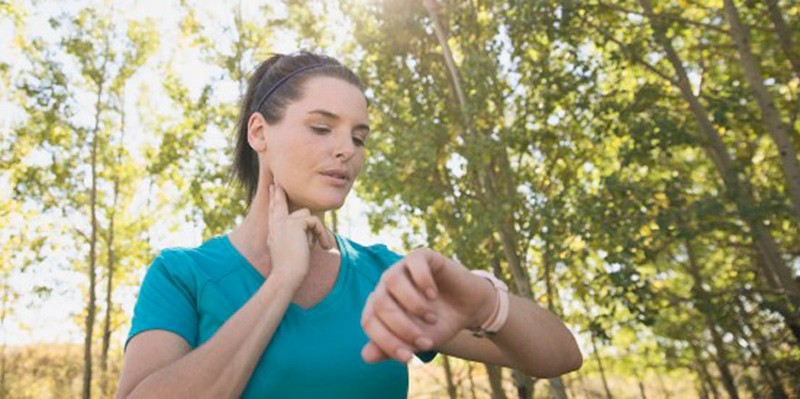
[117, 52, 582, 398]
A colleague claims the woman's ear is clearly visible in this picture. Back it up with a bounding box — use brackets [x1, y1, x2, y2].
[247, 112, 268, 152]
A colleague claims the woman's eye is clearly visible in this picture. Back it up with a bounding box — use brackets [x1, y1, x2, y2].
[352, 137, 365, 147]
[311, 126, 331, 134]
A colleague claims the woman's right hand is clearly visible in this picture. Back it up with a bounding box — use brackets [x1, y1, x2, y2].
[267, 179, 334, 289]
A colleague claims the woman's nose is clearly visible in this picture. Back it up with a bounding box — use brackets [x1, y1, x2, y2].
[334, 133, 356, 160]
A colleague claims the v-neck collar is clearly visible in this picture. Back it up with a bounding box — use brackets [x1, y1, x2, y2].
[221, 233, 350, 319]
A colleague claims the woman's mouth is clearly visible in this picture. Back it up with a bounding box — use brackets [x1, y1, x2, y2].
[320, 171, 349, 186]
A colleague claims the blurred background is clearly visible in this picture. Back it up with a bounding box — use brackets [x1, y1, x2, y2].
[1, 0, 798, 397]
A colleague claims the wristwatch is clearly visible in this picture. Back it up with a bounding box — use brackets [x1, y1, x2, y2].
[469, 270, 510, 338]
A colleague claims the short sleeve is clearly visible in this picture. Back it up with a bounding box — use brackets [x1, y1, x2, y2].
[125, 252, 199, 351]
[369, 244, 403, 270]
[370, 244, 439, 363]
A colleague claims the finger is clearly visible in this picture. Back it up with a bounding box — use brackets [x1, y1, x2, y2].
[303, 216, 330, 249]
[272, 180, 289, 216]
[361, 311, 416, 363]
[361, 294, 412, 362]
[321, 229, 335, 250]
[361, 294, 374, 328]
[405, 252, 439, 300]
[362, 341, 391, 363]
[360, 294, 384, 333]
[290, 208, 311, 217]
[372, 287, 433, 350]
[360, 296, 392, 363]
[306, 230, 314, 247]
[386, 268, 438, 324]
[288, 210, 334, 250]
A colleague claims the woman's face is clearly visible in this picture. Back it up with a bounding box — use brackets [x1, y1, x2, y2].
[262, 76, 369, 212]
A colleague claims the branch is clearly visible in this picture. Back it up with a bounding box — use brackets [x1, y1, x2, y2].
[591, 2, 728, 35]
[577, 11, 680, 87]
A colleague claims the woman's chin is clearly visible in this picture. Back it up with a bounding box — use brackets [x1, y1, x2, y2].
[292, 198, 346, 214]
[318, 199, 346, 212]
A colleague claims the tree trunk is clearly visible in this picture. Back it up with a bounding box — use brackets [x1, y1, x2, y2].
[422, 2, 567, 398]
[99, 192, 116, 397]
[723, 0, 800, 228]
[572, 369, 587, 397]
[763, 0, 800, 78]
[590, 332, 613, 399]
[752, 245, 800, 342]
[684, 240, 739, 399]
[82, 33, 111, 398]
[485, 363, 508, 399]
[100, 82, 125, 399]
[512, 369, 534, 399]
[442, 354, 458, 399]
[706, 324, 739, 399]
[697, 378, 710, 399]
[689, 338, 720, 399]
[638, 0, 800, 321]
[656, 372, 671, 399]
[496, 226, 534, 299]
[565, 375, 579, 398]
[549, 377, 569, 399]
[749, 329, 788, 399]
[467, 361, 477, 399]
[733, 296, 788, 399]
[83, 117, 98, 399]
[544, 244, 555, 313]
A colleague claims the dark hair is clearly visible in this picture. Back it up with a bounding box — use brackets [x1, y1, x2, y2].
[232, 51, 366, 206]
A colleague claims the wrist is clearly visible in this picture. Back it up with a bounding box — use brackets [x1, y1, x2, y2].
[253, 273, 295, 310]
[266, 267, 305, 293]
[470, 276, 497, 330]
[468, 270, 510, 338]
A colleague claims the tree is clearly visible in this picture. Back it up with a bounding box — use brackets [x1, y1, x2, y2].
[10, 5, 161, 397]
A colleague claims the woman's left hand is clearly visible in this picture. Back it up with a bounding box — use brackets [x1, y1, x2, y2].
[360, 248, 494, 363]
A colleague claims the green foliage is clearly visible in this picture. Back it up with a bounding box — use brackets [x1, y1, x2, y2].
[342, 0, 800, 396]
[2, 0, 800, 396]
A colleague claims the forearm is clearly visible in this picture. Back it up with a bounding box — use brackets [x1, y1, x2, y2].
[489, 295, 582, 377]
[125, 274, 297, 398]
[362, 251, 583, 376]
[436, 295, 582, 378]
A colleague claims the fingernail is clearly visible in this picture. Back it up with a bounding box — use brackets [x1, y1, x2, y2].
[426, 288, 437, 300]
[396, 348, 413, 362]
[424, 312, 437, 324]
[415, 337, 433, 350]
[361, 347, 374, 363]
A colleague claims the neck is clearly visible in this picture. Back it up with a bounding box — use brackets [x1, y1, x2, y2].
[228, 181, 330, 272]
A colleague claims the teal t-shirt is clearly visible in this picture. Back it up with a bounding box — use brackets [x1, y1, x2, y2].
[126, 234, 436, 398]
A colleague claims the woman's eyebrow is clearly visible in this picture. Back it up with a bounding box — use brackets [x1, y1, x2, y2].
[307, 109, 370, 132]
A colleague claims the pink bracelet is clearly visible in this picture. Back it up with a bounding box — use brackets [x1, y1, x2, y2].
[469, 270, 510, 338]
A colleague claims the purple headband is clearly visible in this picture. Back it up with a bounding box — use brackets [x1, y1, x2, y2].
[253, 63, 329, 112]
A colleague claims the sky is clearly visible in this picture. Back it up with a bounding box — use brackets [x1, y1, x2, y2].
[0, 0, 403, 348]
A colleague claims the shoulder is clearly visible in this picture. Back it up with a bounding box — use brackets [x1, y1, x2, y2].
[144, 236, 242, 289]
